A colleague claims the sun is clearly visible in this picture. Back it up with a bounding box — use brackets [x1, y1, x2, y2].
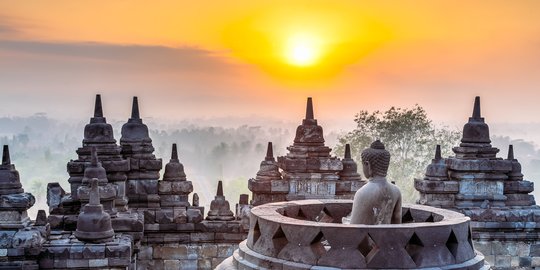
[285, 34, 322, 67]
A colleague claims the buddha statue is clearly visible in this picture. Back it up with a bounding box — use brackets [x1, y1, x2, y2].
[350, 140, 402, 225]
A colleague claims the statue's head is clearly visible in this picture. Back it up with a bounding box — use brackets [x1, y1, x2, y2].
[361, 140, 391, 178]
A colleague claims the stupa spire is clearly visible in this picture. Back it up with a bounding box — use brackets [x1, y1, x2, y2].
[435, 145, 442, 160]
[265, 142, 274, 161]
[171, 143, 178, 161]
[131, 96, 140, 119]
[472, 96, 481, 119]
[217, 180, 224, 197]
[345, 144, 352, 159]
[507, 145, 515, 160]
[94, 94, 103, 118]
[2, 145, 10, 165]
[306, 97, 314, 120]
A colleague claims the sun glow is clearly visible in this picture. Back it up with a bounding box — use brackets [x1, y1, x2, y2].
[285, 34, 321, 67]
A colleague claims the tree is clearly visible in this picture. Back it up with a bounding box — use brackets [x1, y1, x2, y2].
[335, 105, 460, 202]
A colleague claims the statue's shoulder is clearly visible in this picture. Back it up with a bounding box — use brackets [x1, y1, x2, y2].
[388, 181, 402, 197]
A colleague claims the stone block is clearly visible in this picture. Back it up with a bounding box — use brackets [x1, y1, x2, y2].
[156, 209, 174, 224]
[143, 209, 156, 223]
[159, 181, 172, 194]
[217, 244, 236, 257]
[190, 232, 214, 242]
[495, 255, 511, 268]
[138, 246, 153, 260]
[517, 242, 530, 256]
[108, 257, 130, 267]
[161, 233, 190, 243]
[519, 256, 532, 267]
[446, 158, 512, 172]
[472, 241, 491, 256]
[174, 208, 188, 224]
[511, 256, 520, 267]
[69, 245, 84, 259]
[172, 181, 193, 194]
[38, 258, 54, 269]
[530, 243, 540, 257]
[492, 241, 508, 255]
[200, 244, 217, 257]
[532, 256, 540, 267]
[82, 244, 105, 259]
[163, 260, 180, 270]
[198, 258, 212, 269]
[155, 245, 188, 260]
[178, 259, 198, 270]
[66, 259, 89, 268]
[7, 248, 24, 256]
[187, 209, 203, 223]
[88, 258, 108, 267]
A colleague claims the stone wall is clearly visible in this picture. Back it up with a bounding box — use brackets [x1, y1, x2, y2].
[137, 243, 239, 269]
[474, 240, 540, 269]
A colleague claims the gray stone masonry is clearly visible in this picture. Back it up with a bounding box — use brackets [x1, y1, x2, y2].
[415, 96, 540, 270]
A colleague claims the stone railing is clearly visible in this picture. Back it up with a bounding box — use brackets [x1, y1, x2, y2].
[232, 200, 487, 269]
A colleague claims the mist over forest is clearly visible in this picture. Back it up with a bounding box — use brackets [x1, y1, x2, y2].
[2, 112, 540, 218]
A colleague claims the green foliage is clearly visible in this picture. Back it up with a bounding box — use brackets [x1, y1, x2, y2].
[223, 176, 251, 206]
[335, 105, 460, 202]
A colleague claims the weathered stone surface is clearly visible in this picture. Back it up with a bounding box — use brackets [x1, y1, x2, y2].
[75, 179, 114, 243]
[206, 181, 235, 221]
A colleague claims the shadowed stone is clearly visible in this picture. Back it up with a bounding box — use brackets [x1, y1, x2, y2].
[0, 145, 34, 229]
[192, 193, 199, 206]
[121, 96, 162, 208]
[206, 181, 234, 221]
[2, 145, 10, 165]
[461, 96, 490, 145]
[75, 178, 114, 243]
[265, 142, 274, 161]
[0, 145, 23, 195]
[435, 145, 442, 160]
[305, 97, 314, 120]
[339, 144, 363, 181]
[66, 95, 129, 213]
[77, 147, 117, 216]
[159, 144, 192, 207]
[84, 94, 115, 144]
[248, 142, 285, 206]
[507, 145, 515, 160]
[131, 96, 140, 119]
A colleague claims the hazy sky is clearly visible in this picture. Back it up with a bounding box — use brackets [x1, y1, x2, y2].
[1, 1, 539, 127]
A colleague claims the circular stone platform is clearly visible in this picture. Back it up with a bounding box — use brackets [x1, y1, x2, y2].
[217, 199, 489, 269]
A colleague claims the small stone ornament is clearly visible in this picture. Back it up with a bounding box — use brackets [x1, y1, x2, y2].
[75, 178, 114, 243]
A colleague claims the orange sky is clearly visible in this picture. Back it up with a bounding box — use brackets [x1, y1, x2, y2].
[1, 1, 540, 127]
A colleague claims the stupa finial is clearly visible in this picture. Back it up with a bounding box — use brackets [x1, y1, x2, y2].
[472, 96, 481, 119]
[2, 145, 10, 165]
[345, 144, 352, 159]
[435, 145, 442, 160]
[265, 142, 274, 160]
[217, 180, 224, 197]
[507, 145, 515, 160]
[131, 96, 140, 119]
[171, 143, 178, 161]
[306, 97, 314, 120]
[94, 94, 103, 118]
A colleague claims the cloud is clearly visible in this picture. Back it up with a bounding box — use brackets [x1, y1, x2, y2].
[0, 40, 236, 74]
[0, 15, 21, 35]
